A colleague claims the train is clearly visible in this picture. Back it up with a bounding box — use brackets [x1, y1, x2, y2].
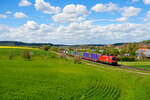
[65, 51, 118, 65]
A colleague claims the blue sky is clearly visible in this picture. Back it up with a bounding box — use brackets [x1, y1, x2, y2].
[0, 0, 150, 44]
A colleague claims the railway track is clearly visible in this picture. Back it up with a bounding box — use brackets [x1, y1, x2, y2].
[117, 64, 150, 72]
[82, 60, 150, 76]
[64, 54, 150, 72]
[82, 58, 150, 72]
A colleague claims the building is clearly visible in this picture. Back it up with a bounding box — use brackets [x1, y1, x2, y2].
[136, 48, 150, 58]
[139, 43, 150, 49]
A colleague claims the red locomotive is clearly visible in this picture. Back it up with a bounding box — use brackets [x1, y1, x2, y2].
[99, 55, 117, 65]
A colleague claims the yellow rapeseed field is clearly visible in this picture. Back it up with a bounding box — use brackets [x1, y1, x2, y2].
[0, 46, 39, 50]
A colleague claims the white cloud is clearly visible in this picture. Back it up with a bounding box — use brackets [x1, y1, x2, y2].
[56, 22, 150, 44]
[14, 12, 28, 18]
[116, 17, 128, 22]
[144, 10, 150, 21]
[132, 0, 139, 2]
[0, 14, 8, 19]
[116, 6, 141, 22]
[34, 0, 60, 14]
[0, 20, 150, 44]
[52, 4, 89, 23]
[0, 25, 10, 33]
[91, 2, 118, 12]
[143, 0, 150, 4]
[19, 0, 32, 7]
[121, 6, 141, 17]
[23, 20, 39, 30]
[92, 3, 141, 22]
[5, 11, 12, 14]
[91, 3, 106, 12]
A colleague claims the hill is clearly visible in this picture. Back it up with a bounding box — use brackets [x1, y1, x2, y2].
[0, 41, 55, 47]
[0, 41, 128, 47]
[0, 40, 149, 47]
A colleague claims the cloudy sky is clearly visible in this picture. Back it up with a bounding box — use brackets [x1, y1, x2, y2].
[0, 0, 150, 44]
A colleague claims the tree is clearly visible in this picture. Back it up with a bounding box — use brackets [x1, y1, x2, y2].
[42, 45, 50, 51]
[119, 49, 126, 56]
[110, 48, 119, 56]
[88, 46, 95, 49]
[50, 46, 58, 51]
[141, 53, 146, 61]
[22, 50, 32, 60]
[8, 51, 14, 60]
[102, 48, 110, 55]
[74, 55, 81, 64]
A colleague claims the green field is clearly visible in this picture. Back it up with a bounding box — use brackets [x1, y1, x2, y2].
[0, 48, 150, 100]
[119, 61, 150, 70]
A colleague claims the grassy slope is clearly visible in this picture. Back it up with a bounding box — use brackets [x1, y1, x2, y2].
[119, 61, 150, 70]
[0, 48, 150, 100]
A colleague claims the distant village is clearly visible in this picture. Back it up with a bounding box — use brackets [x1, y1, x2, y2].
[115, 43, 150, 58]
[61, 40, 150, 61]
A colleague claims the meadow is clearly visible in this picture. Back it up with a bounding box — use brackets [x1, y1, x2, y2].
[119, 61, 150, 70]
[0, 48, 150, 100]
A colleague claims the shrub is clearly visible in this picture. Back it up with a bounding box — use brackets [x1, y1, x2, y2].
[58, 48, 65, 53]
[50, 53, 57, 58]
[74, 55, 81, 64]
[22, 50, 32, 60]
[29, 52, 34, 56]
[119, 56, 136, 61]
[58, 53, 66, 59]
[8, 51, 14, 60]
[50, 46, 58, 52]
[42, 45, 50, 51]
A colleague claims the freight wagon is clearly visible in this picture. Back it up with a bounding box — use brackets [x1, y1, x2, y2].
[66, 51, 117, 65]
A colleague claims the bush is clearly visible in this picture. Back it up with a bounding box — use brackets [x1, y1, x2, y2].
[22, 50, 32, 60]
[119, 56, 136, 61]
[58, 48, 65, 53]
[42, 45, 50, 51]
[50, 53, 57, 58]
[8, 51, 14, 60]
[58, 53, 66, 59]
[74, 55, 81, 64]
[50, 46, 58, 52]
[29, 52, 34, 56]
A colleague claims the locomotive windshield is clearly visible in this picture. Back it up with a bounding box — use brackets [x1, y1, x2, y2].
[112, 57, 117, 60]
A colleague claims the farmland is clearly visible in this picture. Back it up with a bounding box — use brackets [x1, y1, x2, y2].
[0, 48, 150, 100]
[119, 61, 150, 70]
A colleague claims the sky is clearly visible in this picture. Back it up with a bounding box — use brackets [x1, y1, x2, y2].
[0, 0, 150, 44]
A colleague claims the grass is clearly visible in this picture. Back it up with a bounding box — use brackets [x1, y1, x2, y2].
[119, 61, 150, 70]
[0, 48, 150, 100]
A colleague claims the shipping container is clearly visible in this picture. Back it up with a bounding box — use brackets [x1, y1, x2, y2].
[78, 52, 83, 56]
[83, 52, 89, 58]
[90, 53, 99, 61]
[70, 51, 74, 56]
[68, 51, 72, 55]
[74, 52, 78, 55]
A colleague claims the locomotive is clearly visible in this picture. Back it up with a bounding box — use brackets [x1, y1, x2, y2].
[66, 51, 118, 65]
